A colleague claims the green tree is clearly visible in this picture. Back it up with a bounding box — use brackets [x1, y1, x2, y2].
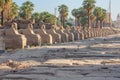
[8, 2, 19, 21]
[77, 7, 87, 26]
[19, 1, 34, 20]
[80, 16, 88, 29]
[72, 7, 87, 26]
[90, 14, 96, 27]
[72, 8, 78, 26]
[93, 7, 102, 27]
[66, 17, 74, 27]
[0, 0, 5, 11]
[99, 8, 107, 28]
[83, 0, 96, 28]
[39, 12, 49, 21]
[0, 0, 5, 25]
[32, 12, 40, 23]
[58, 4, 68, 28]
[0, 0, 12, 25]
[39, 12, 56, 25]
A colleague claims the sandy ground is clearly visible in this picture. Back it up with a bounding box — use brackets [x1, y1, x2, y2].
[0, 34, 120, 80]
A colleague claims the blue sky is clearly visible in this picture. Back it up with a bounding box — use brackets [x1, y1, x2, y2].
[13, 0, 120, 21]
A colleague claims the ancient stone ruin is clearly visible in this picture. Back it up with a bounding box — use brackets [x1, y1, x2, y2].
[0, 21, 119, 50]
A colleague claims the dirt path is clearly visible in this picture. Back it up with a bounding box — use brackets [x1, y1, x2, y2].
[0, 34, 120, 80]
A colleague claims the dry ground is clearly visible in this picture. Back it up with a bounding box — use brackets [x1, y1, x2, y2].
[0, 34, 120, 80]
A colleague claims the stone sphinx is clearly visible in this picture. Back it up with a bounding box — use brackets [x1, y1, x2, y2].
[55, 26, 69, 43]
[19, 24, 41, 46]
[82, 27, 89, 39]
[70, 27, 80, 40]
[4, 23, 27, 49]
[75, 27, 84, 40]
[64, 27, 74, 41]
[46, 25, 61, 43]
[34, 24, 53, 45]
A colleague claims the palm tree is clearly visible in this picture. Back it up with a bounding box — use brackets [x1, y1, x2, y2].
[0, 0, 12, 25]
[93, 7, 102, 27]
[39, 12, 56, 24]
[39, 12, 49, 21]
[99, 8, 107, 28]
[80, 16, 88, 29]
[8, 2, 19, 21]
[44, 14, 56, 25]
[77, 7, 87, 26]
[83, 0, 96, 28]
[72, 8, 78, 26]
[90, 14, 96, 27]
[20, 1, 34, 20]
[0, 0, 5, 25]
[32, 12, 40, 23]
[0, 0, 5, 11]
[72, 7, 87, 27]
[58, 4, 68, 28]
